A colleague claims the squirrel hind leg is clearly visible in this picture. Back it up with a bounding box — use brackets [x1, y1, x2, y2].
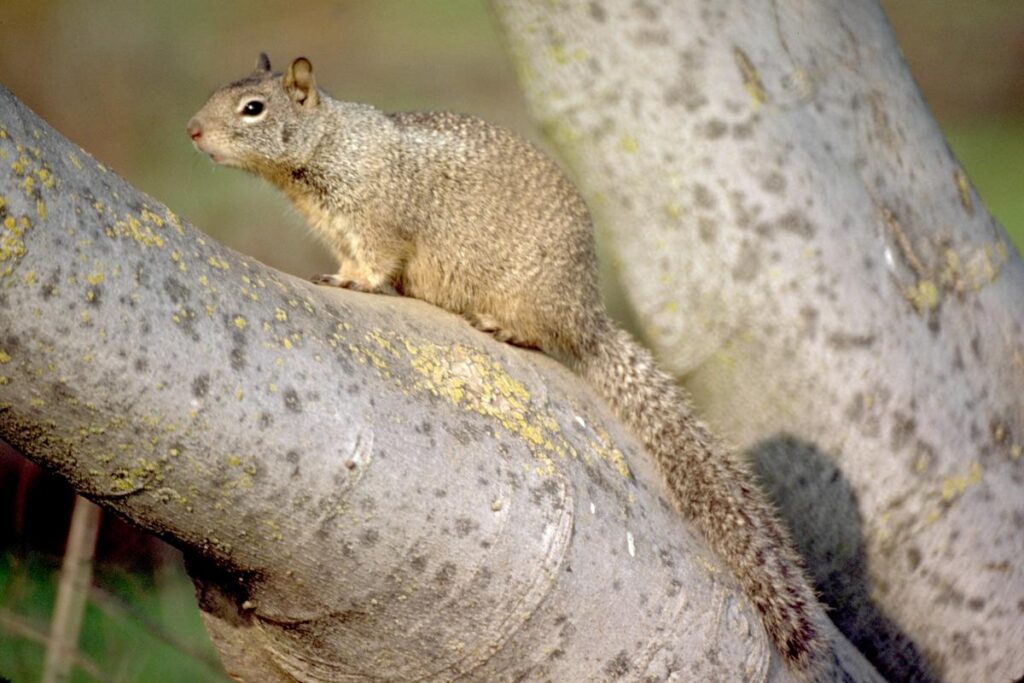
[311, 272, 396, 295]
[466, 312, 539, 349]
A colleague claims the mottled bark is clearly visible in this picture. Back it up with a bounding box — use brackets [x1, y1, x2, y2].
[0, 87, 882, 681]
[493, 1, 1024, 681]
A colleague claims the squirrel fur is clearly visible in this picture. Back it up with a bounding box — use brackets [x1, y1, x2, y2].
[188, 53, 829, 677]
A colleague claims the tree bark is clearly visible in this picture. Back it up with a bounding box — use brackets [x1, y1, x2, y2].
[0, 86, 882, 681]
[492, 1, 1024, 681]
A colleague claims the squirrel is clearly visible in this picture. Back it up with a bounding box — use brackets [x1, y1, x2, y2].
[187, 53, 828, 677]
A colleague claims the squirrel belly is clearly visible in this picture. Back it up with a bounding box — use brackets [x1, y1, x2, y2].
[189, 52, 830, 677]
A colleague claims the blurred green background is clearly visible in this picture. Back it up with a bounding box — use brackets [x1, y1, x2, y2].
[0, 1, 1021, 681]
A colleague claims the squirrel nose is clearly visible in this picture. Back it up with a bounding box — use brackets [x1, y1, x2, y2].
[187, 119, 203, 141]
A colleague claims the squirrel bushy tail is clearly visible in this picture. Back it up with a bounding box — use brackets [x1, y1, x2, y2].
[571, 320, 826, 675]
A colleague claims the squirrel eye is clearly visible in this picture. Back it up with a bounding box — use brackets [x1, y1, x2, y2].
[241, 100, 265, 117]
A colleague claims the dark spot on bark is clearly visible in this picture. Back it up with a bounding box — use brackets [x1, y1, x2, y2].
[761, 171, 787, 194]
[777, 209, 816, 238]
[454, 517, 478, 538]
[230, 345, 246, 371]
[85, 286, 102, 307]
[935, 581, 965, 607]
[632, 0, 659, 22]
[281, 124, 294, 144]
[41, 267, 61, 300]
[283, 388, 302, 413]
[603, 650, 631, 679]
[890, 413, 915, 451]
[732, 120, 754, 139]
[285, 449, 300, 463]
[966, 597, 985, 612]
[952, 346, 965, 371]
[259, 412, 273, 429]
[701, 118, 727, 139]
[827, 331, 876, 349]
[588, 1, 607, 22]
[134, 262, 150, 288]
[970, 334, 982, 360]
[134, 357, 148, 372]
[845, 393, 865, 422]
[906, 546, 922, 571]
[692, 182, 717, 210]
[950, 632, 976, 661]
[434, 561, 456, 588]
[698, 216, 717, 243]
[732, 241, 760, 282]
[433, 488, 447, 498]
[192, 373, 210, 398]
[612, 578, 622, 591]
[163, 277, 190, 304]
[360, 528, 379, 546]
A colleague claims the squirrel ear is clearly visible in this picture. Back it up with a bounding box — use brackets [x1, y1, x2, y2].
[255, 52, 272, 74]
[284, 57, 319, 108]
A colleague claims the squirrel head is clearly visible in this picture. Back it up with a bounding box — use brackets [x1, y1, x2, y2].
[187, 53, 324, 173]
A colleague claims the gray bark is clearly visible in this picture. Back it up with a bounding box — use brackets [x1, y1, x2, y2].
[0, 86, 882, 681]
[492, 1, 1024, 681]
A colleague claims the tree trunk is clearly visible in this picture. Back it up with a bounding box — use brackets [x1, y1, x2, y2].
[492, 1, 1024, 681]
[0, 86, 881, 681]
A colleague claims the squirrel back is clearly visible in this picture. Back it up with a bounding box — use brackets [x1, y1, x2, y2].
[188, 53, 829, 677]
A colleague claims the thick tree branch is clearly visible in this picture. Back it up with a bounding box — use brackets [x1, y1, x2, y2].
[0, 86, 880, 681]
[493, 1, 1024, 681]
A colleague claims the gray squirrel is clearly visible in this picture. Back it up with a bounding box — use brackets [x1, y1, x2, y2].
[188, 53, 828, 677]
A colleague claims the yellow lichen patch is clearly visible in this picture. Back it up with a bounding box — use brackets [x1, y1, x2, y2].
[0, 213, 31, 275]
[35, 167, 55, 189]
[165, 209, 184, 235]
[86, 271, 104, 286]
[233, 316, 247, 330]
[733, 47, 768, 107]
[207, 256, 230, 270]
[0, 350, 11, 364]
[67, 152, 83, 170]
[408, 342, 573, 476]
[108, 212, 165, 248]
[905, 279, 938, 314]
[367, 328, 402, 359]
[664, 202, 683, 220]
[35, 200, 46, 220]
[274, 308, 288, 322]
[938, 241, 1007, 295]
[140, 207, 165, 227]
[619, 135, 639, 154]
[953, 168, 973, 215]
[940, 461, 983, 502]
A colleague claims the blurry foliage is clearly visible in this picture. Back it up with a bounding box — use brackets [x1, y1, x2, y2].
[0, 1, 1021, 680]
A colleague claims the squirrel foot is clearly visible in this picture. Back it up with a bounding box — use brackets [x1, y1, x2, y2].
[311, 273, 394, 295]
[466, 313, 537, 349]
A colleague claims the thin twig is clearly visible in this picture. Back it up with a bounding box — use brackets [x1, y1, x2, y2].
[0, 607, 105, 680]
[41, 496, 103, 683]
